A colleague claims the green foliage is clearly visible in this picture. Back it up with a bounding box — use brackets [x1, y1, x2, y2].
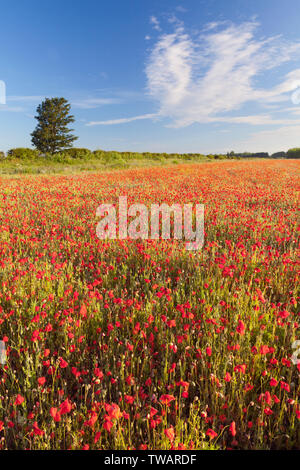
[7, 148, 41, 159]
[271, 151, 287, 159]
[228, 152, 269, 158]
[62, 148, 92, 159]
[287, 148, 300, 158]
[92, 150, 105, 160]
[0, 145, 293, 174]
[31, 97, 78, 153]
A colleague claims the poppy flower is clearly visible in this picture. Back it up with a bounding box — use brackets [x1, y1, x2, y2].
[160, 394, 175, 405]
[38, 377, 46, 386]
[229, 421, 236, 437]
[280, 381, 290, 392]
[60, 399, 72, 415]
[206, 429, 217, 439]
[50, 407, 61, 422]
[164, 427, 175, 442]
[224, 372, 232, 382]
[14, 395, 24, 406]
[59, 358, 68, 368]
[269, 378, 278, 387]
[32, 422, 44, 436]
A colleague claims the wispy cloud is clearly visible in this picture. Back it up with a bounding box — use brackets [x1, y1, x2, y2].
[7, 95, 45, 102]
[150, 15, 161, 31]
[71, 97, 121, 109]
[0, 105, 25, 112]
[145, 20, 300, 127]
[238, 123, 300, 153]
[175, 6, 188, 13]
[86, 113, 157, 126]
[0, 95, 43, 113]
[85, 19, 300, 131]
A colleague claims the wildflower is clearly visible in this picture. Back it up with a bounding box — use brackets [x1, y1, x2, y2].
[59, 358, 68, 368]
[60, 399, 72, 415]
[84, 411, 98, 428]
[103, 418, 113, 432]
[38, 377, 46, 386]
[50, 407, 61, 422]
[229, 421, 236, 436]
[280, 381, 290, 392]
[160, 394, 175, 405]
[224, 372, 232, 382]
[206, 429, 217, 439]
[164, 427, 175, 442]
[14, 395, 24, 406]
[32, 422, 44, 436]
[236, 320, 245, 335]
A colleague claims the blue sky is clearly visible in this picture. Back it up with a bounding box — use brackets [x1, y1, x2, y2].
[1, 0, 300, 154]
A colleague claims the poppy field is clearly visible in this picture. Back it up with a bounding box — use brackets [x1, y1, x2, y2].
[0, 159, 299, 450]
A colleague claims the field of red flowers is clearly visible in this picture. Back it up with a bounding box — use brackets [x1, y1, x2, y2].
[0, 159, 299, 450]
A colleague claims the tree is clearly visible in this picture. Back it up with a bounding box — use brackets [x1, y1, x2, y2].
[287, 148, 300, 159]
[271, 151, 286, 159]
[31, 97, 77, 153]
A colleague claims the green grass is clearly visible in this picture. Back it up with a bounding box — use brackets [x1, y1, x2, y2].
[0, 156, 211, 175]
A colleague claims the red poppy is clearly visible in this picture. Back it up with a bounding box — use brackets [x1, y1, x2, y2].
[206, 429, 217, 439]
[60, 399, 72, 415]
[269, 378, 278, 387]
[160, 394, 176, 405]
[14, 394, 24, 406]
[164, 427, 175, 442]
[50, 407, 61, 422]
[38, 377, 46, 386]
[229, 421, 236, 437]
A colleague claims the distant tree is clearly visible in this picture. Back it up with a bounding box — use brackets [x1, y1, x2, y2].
[271, 151, 286, 159]
[31, 97, 77, 153]
[63, 148, 92, 159]
[7, 148, 40, 159]
[251, 152, 269, 158]
[286, 148, 300, 159]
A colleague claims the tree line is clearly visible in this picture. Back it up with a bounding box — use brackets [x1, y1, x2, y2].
[0, 97, 300, 160]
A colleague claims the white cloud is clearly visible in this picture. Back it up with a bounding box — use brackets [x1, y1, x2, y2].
[71, 97, 121, 109]
[0, 95, 43, 113]
[237, 124, 300, 153]
[7, 95, 45, 102]
[0, 105, 25, 112]
[7, 95, 121, 110]
[145, 21, 300, 127]
[175, 6, 187, 13]
[86, 113, 157, 126]
[86, 19, 300, 133]
[208, 114, 300, 125]
[150, 16, 161, 31]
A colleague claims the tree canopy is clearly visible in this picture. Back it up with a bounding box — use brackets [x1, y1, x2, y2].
[31, 97, 77, 153]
